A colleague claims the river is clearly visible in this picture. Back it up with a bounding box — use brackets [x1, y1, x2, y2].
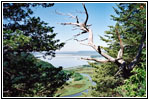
[33, 51, 98, 97]
[62, 73, 96, 97]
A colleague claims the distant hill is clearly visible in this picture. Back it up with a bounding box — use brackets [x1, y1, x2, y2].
[32, 51, 102, 58]
[56, 51, 101, 56]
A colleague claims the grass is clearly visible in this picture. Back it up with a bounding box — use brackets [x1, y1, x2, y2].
[55, 76, 92, 97]
[66, 66, 95, 76]
[55, 66, 95, 97]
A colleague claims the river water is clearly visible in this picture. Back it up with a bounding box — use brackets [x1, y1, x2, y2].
[33, 51, 98, 97]
[62, 73, 96, 97]
[33, 51, 101, 68]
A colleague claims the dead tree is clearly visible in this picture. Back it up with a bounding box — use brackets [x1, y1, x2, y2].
[59, 3, 146, 77]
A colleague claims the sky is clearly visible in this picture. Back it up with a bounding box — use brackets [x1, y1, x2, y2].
[32, 3, 118, 52]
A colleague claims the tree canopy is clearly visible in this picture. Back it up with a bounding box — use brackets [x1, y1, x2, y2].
[3, 3, 64, 56]
[3, 3, 70, 97]
[90, 3, 146, 97]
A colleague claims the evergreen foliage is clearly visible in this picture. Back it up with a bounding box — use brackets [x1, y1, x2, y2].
[90, 3, 146, 97]
[3, 3, 64, 56]
[3, 3, 68, 97]
[3, 53, 70, 97]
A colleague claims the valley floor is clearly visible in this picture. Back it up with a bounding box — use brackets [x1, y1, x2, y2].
[55, 66, 95, 97]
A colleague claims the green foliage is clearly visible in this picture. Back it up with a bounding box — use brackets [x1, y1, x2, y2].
[115, 48, 146, 97]
[3, 3, 64, 57]
[72, 73, 83, 81]
[3, 3, 68, 97]
[3, 53, 71, 97]
[90, 62, 123, 97]
[90, 3, 146, 97]
[3, 29, 31, 50]
[3, 3, 54, 23]
[64, 70, 83, 81]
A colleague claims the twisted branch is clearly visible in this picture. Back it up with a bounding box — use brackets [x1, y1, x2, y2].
[58, 3, 146, 77]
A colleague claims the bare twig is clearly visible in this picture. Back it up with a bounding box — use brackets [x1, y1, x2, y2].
[114, 67, 123, 76]
[60, 22, 79, 26]
[74, 32, 85, 37]
[74, 38, 88, 42]
[81, 57, 110, 63]
[55, 10, 79, 23]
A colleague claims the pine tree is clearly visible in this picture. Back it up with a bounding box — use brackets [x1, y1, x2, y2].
[91, 3, 146, 97]
[3, 3, 69, 97]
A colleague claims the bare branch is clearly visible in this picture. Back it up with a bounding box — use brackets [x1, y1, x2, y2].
[74, 32, 85, 37]
[67, 13, 79, 23]
[88, 29, 93, 44]
[60, 22, 79, 26]
[82, 3, 89, 25]
[81, 57, 110, 63]
[76, 16, 79, 23]
[55, 10, 79, 23]
[59, 4, 116, 64]
[115, 28, 124, 59]
[80, 42, 90, 46]
[74, 38, 88, 42]
[74, 38, 89, 46]
[55, 10, 66, 16]
[67, 13, 76, 19]
[114, 67, 123, 76]
[87, 29, 116, 62]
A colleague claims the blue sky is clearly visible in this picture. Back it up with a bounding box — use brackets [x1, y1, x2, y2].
[32, 3, 118, 51]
